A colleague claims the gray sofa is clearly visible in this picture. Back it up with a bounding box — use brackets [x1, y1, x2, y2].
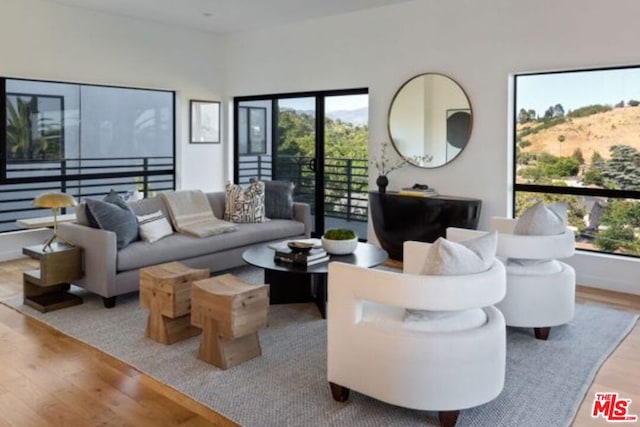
[58, 191, 311, 307]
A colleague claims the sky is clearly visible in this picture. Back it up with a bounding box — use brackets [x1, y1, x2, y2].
[515, 67, 640, 115]
[279, 94, 368, 113]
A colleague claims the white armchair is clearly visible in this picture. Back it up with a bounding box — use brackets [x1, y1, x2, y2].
[327, 233, 506, 427]
[490, 217, 576, 340]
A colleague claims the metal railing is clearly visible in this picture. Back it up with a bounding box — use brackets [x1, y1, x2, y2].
[0, 156, 174, 232]
[238, 154, 369, 223]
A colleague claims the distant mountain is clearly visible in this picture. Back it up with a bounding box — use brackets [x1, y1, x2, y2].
[327, 107, 368, 126]
[517, 105, 640, 162]
[284, 107, 368, 126]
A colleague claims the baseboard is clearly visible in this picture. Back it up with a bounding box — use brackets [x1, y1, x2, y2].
[565, 251, 640, 296]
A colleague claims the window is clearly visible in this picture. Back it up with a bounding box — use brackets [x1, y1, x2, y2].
[6, 93, 64, 162]
[234, 89, 369, 238]
[238, 106, 266, 154]
[513, 65, 640, 257]
[0, 77, 175, 232]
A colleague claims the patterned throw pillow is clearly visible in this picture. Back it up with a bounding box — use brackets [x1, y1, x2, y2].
[224, 181, 267, 223]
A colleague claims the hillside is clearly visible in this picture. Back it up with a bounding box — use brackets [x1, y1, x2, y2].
[517, 106, 640, 163]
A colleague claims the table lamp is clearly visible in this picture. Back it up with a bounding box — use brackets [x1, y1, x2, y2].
[33, 192, 78, 250]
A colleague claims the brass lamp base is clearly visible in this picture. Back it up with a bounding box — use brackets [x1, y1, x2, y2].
[42, 233, 75, 251]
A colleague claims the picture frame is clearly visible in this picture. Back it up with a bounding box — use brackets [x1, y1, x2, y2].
[190, 100, 220, 144]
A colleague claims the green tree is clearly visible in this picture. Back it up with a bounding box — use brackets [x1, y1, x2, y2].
[6, 97, 61, 161]
[601, 145, 640, 190]
[594, 225, 635, 252]
[572, 148, 584, 165]
[553, 103, 565, 118]
[592, 199, 640, 254]
[518, 108, 531, 124]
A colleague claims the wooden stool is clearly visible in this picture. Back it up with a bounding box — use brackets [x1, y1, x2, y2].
[191, 274, 269, 369]
[139, 262, 209, 344]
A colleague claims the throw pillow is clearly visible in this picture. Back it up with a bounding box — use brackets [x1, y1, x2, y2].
[85, 197, 139, 249]
[224, 181, 267, 223]
[264, 180, 294, 219]
[137, 210, 173, 243]
[85, 189, 132, 228]
[513, 201, 567, 236]
[405, 232, 496, 329]
[510, 201, 568, 266]
[421, 231, 497, 276]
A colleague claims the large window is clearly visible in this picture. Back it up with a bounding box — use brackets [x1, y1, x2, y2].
[1, 78, 175, 232]
[513, 66, 640, 257]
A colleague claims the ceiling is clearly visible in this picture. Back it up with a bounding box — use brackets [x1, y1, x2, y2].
[45, 0, 415, 34]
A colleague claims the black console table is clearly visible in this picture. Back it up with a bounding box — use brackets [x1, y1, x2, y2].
[369, 191, 482, 260]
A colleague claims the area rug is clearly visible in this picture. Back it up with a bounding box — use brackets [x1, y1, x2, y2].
[2, 265, 638, 427]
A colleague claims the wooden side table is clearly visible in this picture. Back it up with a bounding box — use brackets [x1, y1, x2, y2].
[23, 242, 83, 313]
[139, 262, 209, 345]
[192, 274, 269, 369]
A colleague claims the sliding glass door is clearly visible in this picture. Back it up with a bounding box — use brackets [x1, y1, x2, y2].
[234, 89, 368, 238]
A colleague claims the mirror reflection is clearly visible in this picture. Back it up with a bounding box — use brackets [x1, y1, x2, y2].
[388, 73, 472, 168]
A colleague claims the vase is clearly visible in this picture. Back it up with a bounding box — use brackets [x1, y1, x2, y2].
[376, 175, 389, 193]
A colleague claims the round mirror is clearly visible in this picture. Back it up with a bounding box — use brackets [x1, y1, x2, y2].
[388, 73, 472, 168]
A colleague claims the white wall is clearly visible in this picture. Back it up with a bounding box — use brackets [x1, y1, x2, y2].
[0, 0, 228, 192]
[223, 0, 640, 294]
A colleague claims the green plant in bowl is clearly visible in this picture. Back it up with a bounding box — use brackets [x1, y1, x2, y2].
[322, 229, 357, 255]
[323, 229, 356, 240]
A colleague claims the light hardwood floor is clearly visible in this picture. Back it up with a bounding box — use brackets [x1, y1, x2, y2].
[0, 258, 638, 426]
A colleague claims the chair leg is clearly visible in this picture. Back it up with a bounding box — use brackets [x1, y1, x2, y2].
[534, 327, 550, 340]
[439, 410, 459, 427]
[329, 382, 350, 402]
[102, 296, 117, 308]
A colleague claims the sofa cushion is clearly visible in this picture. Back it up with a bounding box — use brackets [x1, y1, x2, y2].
[86, 196, 139, 250]
[117, 218, 305, 272]
[224, 181, 267, 223]
[265, 180, 294, 219]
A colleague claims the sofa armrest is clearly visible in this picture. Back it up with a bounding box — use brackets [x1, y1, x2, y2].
[58, 222, 117, 298]
[292, 202, 311, 238]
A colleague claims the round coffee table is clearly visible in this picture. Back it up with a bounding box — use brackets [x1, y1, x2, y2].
[242, 242, 388, 318]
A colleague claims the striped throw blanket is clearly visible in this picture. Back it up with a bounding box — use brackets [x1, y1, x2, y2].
[160, 190, 237, 237]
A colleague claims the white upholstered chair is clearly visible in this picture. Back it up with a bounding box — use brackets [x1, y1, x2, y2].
[490, 217, 576, 340]
[327, 232, 506, 427]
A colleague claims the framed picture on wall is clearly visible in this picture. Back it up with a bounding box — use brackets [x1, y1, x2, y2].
[190, 100, 220, 144]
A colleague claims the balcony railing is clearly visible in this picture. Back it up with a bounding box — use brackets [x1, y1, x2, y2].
[2, 154, 367, 234]
[0, 157, 174, 232]
[238, 154, 369, 223]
